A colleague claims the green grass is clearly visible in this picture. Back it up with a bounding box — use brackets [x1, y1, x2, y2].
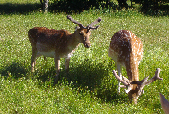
[0, 0, 169, 113]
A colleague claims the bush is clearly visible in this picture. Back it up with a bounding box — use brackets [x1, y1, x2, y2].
[133, 0, 169, 10]
[132, 0, 169, 15]
[50, 0, 115, 12]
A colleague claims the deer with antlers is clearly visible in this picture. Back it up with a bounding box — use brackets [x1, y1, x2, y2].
[28, 15, 101, 83]
[108, 30, 163, 104]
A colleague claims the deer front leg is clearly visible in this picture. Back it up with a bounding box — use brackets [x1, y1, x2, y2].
[54, 56, 60, 84]
[117, 63, 122, 93]
[31, 47, 42, 72]
[31, 48, 38, 72]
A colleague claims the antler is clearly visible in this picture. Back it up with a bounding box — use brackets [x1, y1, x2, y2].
[142, 68, 163, 86]
[67, 15, 101, 30]
[112, 70, 132, 93]
[112, 70, 129, 86]
[113, 68, 163, 94]
[67, 15, 86, 29]
[87, 17, 102, 30]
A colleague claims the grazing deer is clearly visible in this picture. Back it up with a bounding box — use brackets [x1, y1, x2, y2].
[160, 93, 169, 114]
[28, 15, 101, 83]
[108, 30, 163, 104]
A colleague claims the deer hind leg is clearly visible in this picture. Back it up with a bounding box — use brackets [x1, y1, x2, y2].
[65, 57, 70, 80]
[65, 58, 70, 73]
[54, 55, 60, 84]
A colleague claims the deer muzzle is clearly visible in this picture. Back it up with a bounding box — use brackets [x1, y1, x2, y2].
[84, 42, 91, 48]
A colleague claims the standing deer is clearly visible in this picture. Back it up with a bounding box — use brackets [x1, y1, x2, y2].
[160, 93, 169, 114]
[28, 15, 101, 83]
[108, 30, 163, 104]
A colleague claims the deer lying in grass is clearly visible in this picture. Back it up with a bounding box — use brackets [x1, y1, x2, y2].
[28, 15, 101, 83]
[160, 93, 169, 114]
[108, 30, 163, 104]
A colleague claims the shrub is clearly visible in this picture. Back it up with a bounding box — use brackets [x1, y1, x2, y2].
[50, 0, 115, 12]
[133, 0, 169, 11]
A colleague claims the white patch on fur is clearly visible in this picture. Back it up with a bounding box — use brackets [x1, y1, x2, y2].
[38, 51, 55, 58]
[108, 47, 125, 67]
[108, 47, 118, 63]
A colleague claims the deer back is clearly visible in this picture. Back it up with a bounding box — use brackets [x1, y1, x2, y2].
[109, 30, 143, 81]
[28, 27, 79, 56]
[28, 27, 70, 47]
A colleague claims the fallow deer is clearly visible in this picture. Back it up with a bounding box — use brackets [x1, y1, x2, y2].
[160, 93, 169, 114]
[28, 15, 101, 83]
[108, 30, 163, 104]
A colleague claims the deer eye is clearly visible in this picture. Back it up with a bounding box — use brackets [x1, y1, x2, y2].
[79, 32, 84, 35]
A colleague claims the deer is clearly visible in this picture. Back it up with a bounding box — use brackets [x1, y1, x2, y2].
[108, 30, 163, 104]
[160, 93, 169, 114]
[28, 15, 102, 83]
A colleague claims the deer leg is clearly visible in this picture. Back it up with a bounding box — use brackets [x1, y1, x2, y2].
[65, 58, 70, 73]
[31, 47, 42, 72]
[54, 56, 60, 84]
[31, 48, 38, 72]
[65, 58, 70, 80]
[117, 63, 122, 93]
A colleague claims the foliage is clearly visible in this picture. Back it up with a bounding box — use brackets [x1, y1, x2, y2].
[134, 0, 169, 4]
[50, 0, 117, 12]
[132, 0, 169, 15]
[117, 0, 128, 8]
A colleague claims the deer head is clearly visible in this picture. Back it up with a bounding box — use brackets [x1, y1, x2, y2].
[113, 68, 163, 104]
[67, 15, 101, 48]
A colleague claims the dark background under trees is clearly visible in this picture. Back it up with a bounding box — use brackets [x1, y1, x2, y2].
[0, 0, 168, 16]
[46, 0, 169, 15]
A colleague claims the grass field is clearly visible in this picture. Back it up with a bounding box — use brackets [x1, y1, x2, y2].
[0, 0, 169, 113]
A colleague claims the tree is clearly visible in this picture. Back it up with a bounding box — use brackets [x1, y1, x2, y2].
[40, 0, 48, 13]
[132, 0, 169, 12]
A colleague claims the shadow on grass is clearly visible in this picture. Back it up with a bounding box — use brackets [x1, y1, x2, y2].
[37, 58, 128, 103]
[50, 1, 118, 13]
[0, 3, 41, 14]
[0, 62, 28, 79]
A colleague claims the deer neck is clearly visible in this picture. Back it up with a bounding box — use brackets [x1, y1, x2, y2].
[66, 32, 80, 51]
[125, 54, 139, 81]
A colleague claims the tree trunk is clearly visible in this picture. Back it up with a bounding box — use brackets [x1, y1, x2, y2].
[40, 0, 48, 13]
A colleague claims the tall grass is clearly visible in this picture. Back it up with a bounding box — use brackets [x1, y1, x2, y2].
[0, 0, 169, 113]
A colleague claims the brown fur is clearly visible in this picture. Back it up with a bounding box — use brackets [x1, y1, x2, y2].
[109, 30, 143, 81]
[109, 30, 143, 104]
[28, 27, 79, 56]
[28, 16, 102, 84]
[28, 16, 100, 84]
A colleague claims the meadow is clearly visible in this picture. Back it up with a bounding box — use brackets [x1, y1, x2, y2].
[0, 0, 169, 113]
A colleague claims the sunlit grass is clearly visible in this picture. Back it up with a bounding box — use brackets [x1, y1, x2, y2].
[0, 1, 169, 113]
